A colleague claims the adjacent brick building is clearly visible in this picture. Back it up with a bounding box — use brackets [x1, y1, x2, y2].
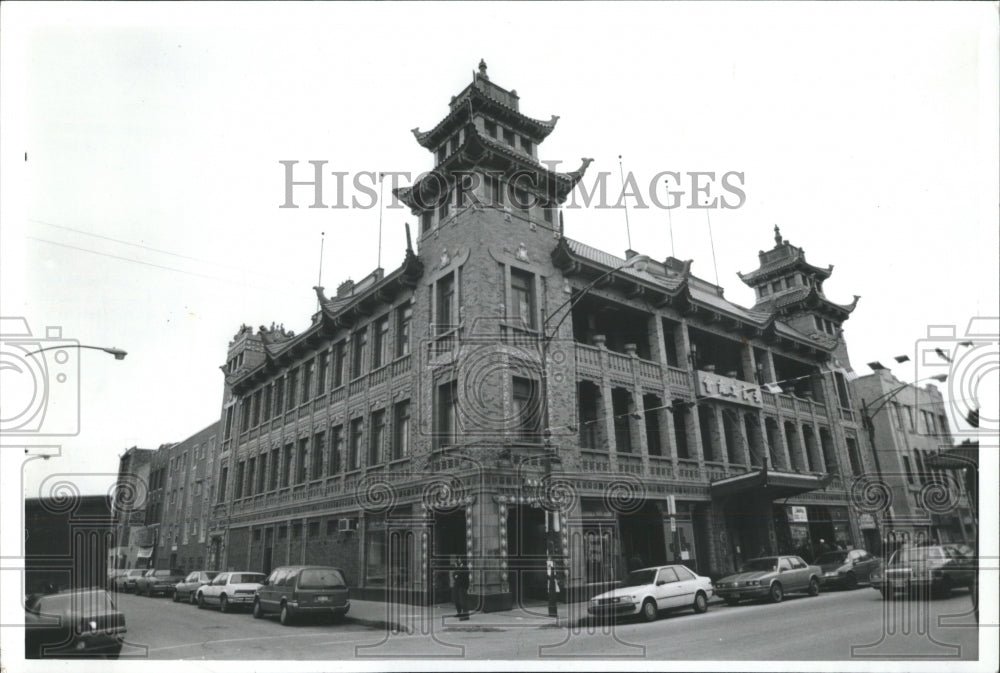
[204, 63, 875, 611]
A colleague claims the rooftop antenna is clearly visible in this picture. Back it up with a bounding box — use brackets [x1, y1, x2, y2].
[617, 155, 633, 251]
[705, 205, 720, 287]
[377, 172, 385, 270]
[317, 230, 326, 311]
[666, 177, 675, 258]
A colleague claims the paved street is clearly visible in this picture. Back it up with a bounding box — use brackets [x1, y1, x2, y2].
[114, 586, 979, 661]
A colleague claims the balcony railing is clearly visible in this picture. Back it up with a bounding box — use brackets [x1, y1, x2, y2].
[616, 453, 643, 474]
[666, 366, 690, 390]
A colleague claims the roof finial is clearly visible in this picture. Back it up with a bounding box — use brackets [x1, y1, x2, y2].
[478, 59, 489, 80]
[774, 224, 783, 246]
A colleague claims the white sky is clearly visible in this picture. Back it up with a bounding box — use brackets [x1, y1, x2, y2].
[2, 2, 997, 505]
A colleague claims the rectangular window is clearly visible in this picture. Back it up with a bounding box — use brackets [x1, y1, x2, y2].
[240, 399, 250, 432]
[352, 328, 368, 379]
[263, 384, 273, 420]
[513, 377, 540, 440]
[845, 437, 862, 474]
[308, 521, 320, 538]
[393, 400, 411, 460]
[905, 406, 916, 431]
[369, 410, 386, 466]
[245, 458, 255, 497]
[268, 448, 279, 490]
[316, 351, 328, 395]
[437, 145, 447, 163]
[296, 437, 309, 483]
[503, 128, 515, 146]
[311, 431, 325, 478]
[274, 377, 284, 416]
[902, 455, 914, 484]
[292, 522, 302, 538]
[543, 202, 554, 224]
[302, 358, 314, 402]
[612, 388, 633, 453]
[510, 268, 536, 329]
[281, 444, 293, 487]
[578, 383, 600, 450]
[437, 380, 458, 448]
[256, 452, 267, 493]
[287, 367, 298, 408]
[438, 193, 450, 221]
[486, 174, 503, 207]
[521, 136, 532, 155]
[333, 342, 346, 387]
[349, 418, 364, 471]
[396, 302, 412, 357]
[484, 120, 497, 138]
[329, 425, 343, 476]
[644, 395, 663, 457]
[251, 390, 262, 426]
[437, 273, 455, 329]
[892, 402, 905, 430]
[234, 462, 245, 499]
[372, 316, 390, 369]
[366, 520, 387, 585]
[421, 211, 433, 234]
[224, 406, 235, 439]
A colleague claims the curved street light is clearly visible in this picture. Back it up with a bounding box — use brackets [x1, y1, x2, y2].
[25, 344, 127, 361]
[538, 252, 650, 619]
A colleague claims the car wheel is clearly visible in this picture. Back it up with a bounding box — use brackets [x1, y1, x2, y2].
[724, 597, 741, 607]
[280, 603, 294, 626]
[693, 592, 708, 614]
[769, 582, 784, 603]
[190, 592, 197, 605]
[933, 578, 953, 600]
[640, 598, 658, 622]
[844, 573, 858, 590]
[220, 595, 229, 613]
[172, 591, 179, 602]
[808, 578, 820, 596]
[252, 600, 263, 619]
[197, 593, 206, 609]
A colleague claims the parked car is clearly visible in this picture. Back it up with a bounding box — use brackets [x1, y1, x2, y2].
[197, 571, 266, 612]
[253, 565, 351, 625]
[588, 564, 713, 622]
[25, 588, 126, 659]
[173, 571, 219, 604]
[113, 569, 147, 593]
[871, 544, 975, 599]
[714, 555, 822, 605]
[135, 568, 186, 597]
[815, 549, 880, 589]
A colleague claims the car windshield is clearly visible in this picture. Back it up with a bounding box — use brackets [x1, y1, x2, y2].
[622, 569, 657, 587]
[815, 551, 849, 565]
[298, 568, 346, 589]
[892, 547, 945, 565]
[230, 573, 265, 584]
[203, 572, 220, 581]
[740, 558, 777, 572]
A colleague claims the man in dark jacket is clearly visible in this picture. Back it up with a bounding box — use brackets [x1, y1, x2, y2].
[452, 557, 471, 620]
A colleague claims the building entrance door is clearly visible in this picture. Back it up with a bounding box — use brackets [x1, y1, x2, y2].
[506, 505, 547, 607]
[430, 510, 466, 604]
[263, 528, 274, 575]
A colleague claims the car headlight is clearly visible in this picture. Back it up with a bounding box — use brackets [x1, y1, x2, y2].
[629, 595, 639, 602]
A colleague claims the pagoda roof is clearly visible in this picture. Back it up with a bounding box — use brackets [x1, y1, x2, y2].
[411, 69, 559, 150]
[753, 285, 860, 318]
[738, 227, 833, 286]
[553, 236, 840, 356]
[395, 121, 592, 211]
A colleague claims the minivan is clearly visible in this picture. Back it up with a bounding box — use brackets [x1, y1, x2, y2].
[252, 565, 350, 625]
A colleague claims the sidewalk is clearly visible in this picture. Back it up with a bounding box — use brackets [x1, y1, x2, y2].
[345, 596, 725, 633]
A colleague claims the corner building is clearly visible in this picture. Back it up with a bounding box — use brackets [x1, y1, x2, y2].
[210, 64, 870, 611]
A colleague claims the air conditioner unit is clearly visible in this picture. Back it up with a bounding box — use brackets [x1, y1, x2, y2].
[338, 518, 357, 533]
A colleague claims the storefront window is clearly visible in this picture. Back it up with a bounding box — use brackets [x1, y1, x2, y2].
[365, 516, 386, 585]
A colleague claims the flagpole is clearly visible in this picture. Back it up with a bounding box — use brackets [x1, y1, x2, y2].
[618, 155, 632, 250]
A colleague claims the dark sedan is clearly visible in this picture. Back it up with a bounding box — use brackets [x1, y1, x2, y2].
[25, 588, 126, 659]
[872, 544, 975, 599]
[714, 555, 822, 605]
[135, 568, 186, 597]
[815, 549, 880, 589]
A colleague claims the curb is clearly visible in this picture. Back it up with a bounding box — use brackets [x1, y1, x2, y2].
[344, 615, 414, 634]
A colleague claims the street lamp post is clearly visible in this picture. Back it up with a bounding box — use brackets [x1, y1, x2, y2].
[859, 373, 947, 550]
[538, 252, 650, 619]
[25, 344, 128, 360]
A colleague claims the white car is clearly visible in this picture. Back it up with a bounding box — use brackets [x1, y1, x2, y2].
[588, 564, 714, 622]
[196, 571, 266, 613]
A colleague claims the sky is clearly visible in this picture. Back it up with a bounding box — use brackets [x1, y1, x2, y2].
[1, 2, 997, 507]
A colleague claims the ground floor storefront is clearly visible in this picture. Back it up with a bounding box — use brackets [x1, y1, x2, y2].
[207, 467, 862, 610]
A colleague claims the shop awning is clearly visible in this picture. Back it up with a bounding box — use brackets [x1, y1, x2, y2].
[924, 444, 978, 470]
[136, 547, 154, 559]
[710, 468, 833, 500]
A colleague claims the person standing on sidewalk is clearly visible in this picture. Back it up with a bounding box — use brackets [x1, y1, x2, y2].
[452, 557, 471, 620]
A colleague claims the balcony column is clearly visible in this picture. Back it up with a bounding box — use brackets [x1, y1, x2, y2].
[741, 339, 757, 383]
[805, 424, 823, 474]
[712, 406, 728, 468]
[625, 343, 649, 475]
[678, 320, 706, 467]
[795, 423, 811, 473]
[758, 349, 778, 383]
[594, 335, 618, 472]
[652, 317, 679, 464]
[731, 409, 752, 468]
